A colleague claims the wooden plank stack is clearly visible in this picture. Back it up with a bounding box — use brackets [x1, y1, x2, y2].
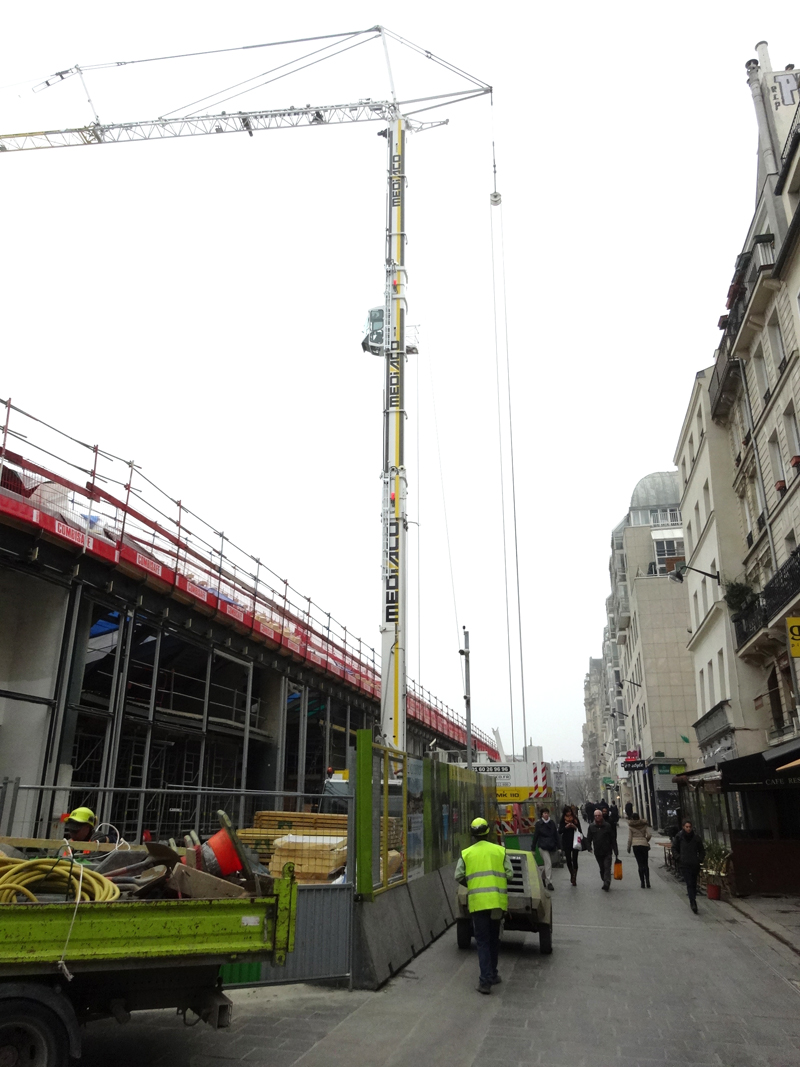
[238, 812, 348, 875]
[268, 834, 347, 883]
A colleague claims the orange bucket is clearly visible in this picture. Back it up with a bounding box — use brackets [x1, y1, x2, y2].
[205, 829, 241, 875]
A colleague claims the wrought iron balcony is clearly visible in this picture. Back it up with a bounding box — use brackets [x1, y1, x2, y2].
[733, 594, 767, 648]
[734, 547, 800, 648]
[709, 235, 776, 418]
[782, 100, 800, 164]
[763, 546, 800, 618]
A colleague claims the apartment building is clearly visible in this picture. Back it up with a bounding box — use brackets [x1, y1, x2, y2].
[584, 474, 700, 829]
[674, 369, 768, 766]
[614, 474, 700, 829]
[582, 657, 604, 798]
[675, 42, 800, 893]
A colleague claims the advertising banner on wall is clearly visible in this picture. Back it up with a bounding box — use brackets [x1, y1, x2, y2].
[406, 757, 425, 881]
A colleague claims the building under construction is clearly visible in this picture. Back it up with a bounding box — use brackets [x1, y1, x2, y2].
[0, 400, 497, 839]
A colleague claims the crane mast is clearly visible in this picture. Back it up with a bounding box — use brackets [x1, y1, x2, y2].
[381, 117, 407, 752]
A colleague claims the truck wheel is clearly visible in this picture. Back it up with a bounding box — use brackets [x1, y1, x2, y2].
[0, 999, 70, 1067]
[538, 924, 553, 955]
[456, 918, 472, 949]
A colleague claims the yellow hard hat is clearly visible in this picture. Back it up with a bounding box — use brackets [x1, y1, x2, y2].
[470, 817, 490, 836]
[68, 806, 97, 828]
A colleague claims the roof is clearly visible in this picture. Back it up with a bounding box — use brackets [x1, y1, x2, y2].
[629, 471, 681, 509]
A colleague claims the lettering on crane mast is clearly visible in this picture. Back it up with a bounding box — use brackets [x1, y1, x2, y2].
[388, 357, 401, 407]
[391, 153, 402, 205]
[385, 518, 400, 623]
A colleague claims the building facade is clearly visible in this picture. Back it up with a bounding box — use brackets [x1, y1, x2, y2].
[674, 42, 800, 893]
[586, 474, 701, 829]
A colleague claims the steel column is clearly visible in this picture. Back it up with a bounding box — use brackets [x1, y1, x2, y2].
[238, 662, 254, 828]
[136, 627, 163, 843]
[324, 696, 331, 771]
[275, 674, 288, 799]
[296, 685, 308, 801]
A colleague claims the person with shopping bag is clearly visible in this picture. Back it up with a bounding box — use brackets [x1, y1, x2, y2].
[558, 805, 583, 887]
[627, 813, 652, 888]
[586, 808, 619, 891]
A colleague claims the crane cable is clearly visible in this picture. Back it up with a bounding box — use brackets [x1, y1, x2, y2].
[489, 131, 528, 759]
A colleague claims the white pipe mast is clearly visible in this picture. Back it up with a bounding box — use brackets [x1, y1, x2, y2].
[380, 115, 408, 753]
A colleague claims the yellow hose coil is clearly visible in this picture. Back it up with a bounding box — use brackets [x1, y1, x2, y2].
[0, 856, 120, 903]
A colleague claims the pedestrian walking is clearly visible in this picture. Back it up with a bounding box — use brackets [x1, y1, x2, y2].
[584, 801, 596, 824]
[454, 817, 513, 993]
[610, 801, 620, 824]
[672, 819, 705, 914]
[586, 809, 619, 891]
[626, 813, 652, 888]
[532, 807, 559, 891]
[624, 801, 634, 820]
[558, 806, 583, 887]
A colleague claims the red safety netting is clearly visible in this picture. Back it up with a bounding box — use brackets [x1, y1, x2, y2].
[0, 397, 498, 759]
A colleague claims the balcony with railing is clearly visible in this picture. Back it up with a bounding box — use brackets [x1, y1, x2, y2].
[709, 234, 776, 418]
[733, 546, 800, 648]
[732, 594, 768, 649]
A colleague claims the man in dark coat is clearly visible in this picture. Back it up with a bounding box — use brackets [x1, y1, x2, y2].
[532, 807, 559, 891]
[624, 801, 634, 820]
[586, 809, 619, 891]
[672, 819, 705, 913]
[584, 801, 596, 824]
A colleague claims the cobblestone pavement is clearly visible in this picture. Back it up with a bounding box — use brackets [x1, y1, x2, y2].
[81, 840, 800, 1067]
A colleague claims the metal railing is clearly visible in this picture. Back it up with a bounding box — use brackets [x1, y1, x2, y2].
[709, 236, 775, 416]
[782, 100, 800, 163]
[732, 595, 767, 649]
[762, 547, 800, 619]
[0, 396, 498, 759]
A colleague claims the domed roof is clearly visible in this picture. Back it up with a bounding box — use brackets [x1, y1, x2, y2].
[629, 471, 681, 509]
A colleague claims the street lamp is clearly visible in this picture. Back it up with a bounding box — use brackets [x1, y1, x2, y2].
[668, 563, 720, 585]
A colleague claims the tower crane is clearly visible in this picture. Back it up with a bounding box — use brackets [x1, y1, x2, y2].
[0, 27, 491, 753]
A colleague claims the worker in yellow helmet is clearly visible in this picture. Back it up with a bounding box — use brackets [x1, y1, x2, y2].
[63, 807, 98, 842]
[455, 817, 513, 994]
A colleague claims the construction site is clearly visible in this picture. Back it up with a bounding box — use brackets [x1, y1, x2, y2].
[0, 25, 564, 1065]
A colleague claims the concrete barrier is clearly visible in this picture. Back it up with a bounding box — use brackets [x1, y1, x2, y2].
[353, 884, 423, 989]
[407, 868, 454, 947]
[353, 864, 461, 989]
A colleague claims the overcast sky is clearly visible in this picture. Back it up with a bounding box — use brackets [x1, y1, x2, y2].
[1, 4, 797, 761]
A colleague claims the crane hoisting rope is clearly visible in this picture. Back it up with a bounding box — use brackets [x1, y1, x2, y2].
[489, 140, 528, 761]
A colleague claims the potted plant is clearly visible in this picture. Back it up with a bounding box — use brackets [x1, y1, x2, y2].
[724, 580, 753, 613]
[703, 842, 730, 900]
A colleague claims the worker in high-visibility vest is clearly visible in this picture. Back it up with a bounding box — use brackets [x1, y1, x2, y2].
[455, 817, 514, 994]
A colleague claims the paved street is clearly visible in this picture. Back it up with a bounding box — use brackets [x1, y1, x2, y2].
[82, 840, 800, 1067]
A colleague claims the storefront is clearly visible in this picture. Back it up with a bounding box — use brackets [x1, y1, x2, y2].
[676, 740, 800, 895]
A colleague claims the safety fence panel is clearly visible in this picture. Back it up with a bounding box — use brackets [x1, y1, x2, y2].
[422, 760, 497, 874]
[221, 883, 353, 986]
[371, 744, 407, 895]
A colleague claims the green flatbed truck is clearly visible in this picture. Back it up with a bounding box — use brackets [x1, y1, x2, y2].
[0, 866, 297, 1066]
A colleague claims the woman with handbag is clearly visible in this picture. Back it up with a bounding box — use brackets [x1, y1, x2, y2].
[627, 812, 652, 888]
[558, 806, 583, 887]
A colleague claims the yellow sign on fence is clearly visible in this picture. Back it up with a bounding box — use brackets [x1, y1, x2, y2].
[496, 786, 552, 803]
[787, 618, 800, 657]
